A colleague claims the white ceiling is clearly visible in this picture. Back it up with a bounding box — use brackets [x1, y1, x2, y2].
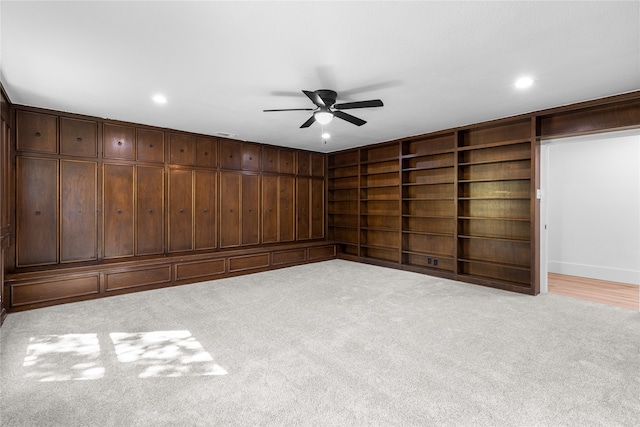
[1, 1, 639, 153]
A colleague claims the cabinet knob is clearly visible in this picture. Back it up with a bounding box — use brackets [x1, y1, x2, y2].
[249, 157, 252, 160]
[269, 208, 273, 212]
[117, 141, 123, 146]
[179, 208, 184, 213]
[77, 137, 83, 142]
[204, 152, 208, 155]
[229, 154, 233, 158]
[180, 148, 184, 153]
[35, 211, 41, 216]
[203, 208, 209, 213]
[148, 209, 153, 213]
[35, 132, 41, 137]
[248, 209, 252, 212]
[117, 209, 122, 214]
[149, 144, 154, 148]
[229, 209, 233, 212]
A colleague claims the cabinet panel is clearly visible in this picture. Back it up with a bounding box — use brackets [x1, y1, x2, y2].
[103, 124, 135, 160]
[194, 170, 217, 250]
[311, 153, 325, 177]
[16, 157, 59, 266]
[16, 111, 57, 154]
[296, 177, 310, 240]
[60, 117, 97, 157]
[220, 139, 242, 170]
[104, 265, 172, 291]
[311, 178, 325, 238]
[168, 168, 194, 252]
[262, 146, 279, 173]
[279, 175, 295, 242]
[136, 128, 165, 163]
[242, 173, 260, 245]
[103, 164, 134, 258]
[297, 151, 311, 176]
[61, 160, 97, 262]
[280, 149, 295, 174]
[196, 136, 217, 168]
[220, 171, 241, 247]
[136, 166, 164, 255]
[242, 142, 261, 171]
[262, 175, 279, 243]
[169, 133, 196, 166]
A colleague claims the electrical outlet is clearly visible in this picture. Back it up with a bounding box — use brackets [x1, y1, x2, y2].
[427, 257, 432, 264]
[433, 259, 438, 266]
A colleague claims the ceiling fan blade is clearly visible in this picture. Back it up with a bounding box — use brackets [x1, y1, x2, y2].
[302, 90, 326, 107]
[334, 99, 384, 110]
[263, 108, 315, 112]
[333, 110, 366, 126]
[300, 115, 316, 128]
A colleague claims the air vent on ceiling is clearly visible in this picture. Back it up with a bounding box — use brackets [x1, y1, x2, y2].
[215, 131, 236, 138]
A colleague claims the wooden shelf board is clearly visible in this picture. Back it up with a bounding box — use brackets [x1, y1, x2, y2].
[402, 165, 454, 172]
[457, 138, 532, 151]
[402, 230, 454, 238]
[458, 234, 530, 243]
[457, 257, 531, 271]
[458, 157, 530, 167]
[458, 177, 531, 183]
[457, 216, 530, 222]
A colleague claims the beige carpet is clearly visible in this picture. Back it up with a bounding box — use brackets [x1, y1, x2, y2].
[1, 260, 639, 426]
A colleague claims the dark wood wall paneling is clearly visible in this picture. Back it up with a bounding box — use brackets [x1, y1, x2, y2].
[0, 88, 11, 324]
[329, 91, 640, 296]
[2, 91, 640, 314]
[5, 105, 332, 311]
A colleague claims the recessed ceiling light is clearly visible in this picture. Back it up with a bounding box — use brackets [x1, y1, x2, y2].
[152, 94, 167, 104]
[515, 76, 534, 89]
[322, 132, 331, 139]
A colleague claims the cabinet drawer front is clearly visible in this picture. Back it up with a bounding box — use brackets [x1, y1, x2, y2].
[169, 133, 196, 165]
[105, 265, 172, 291]
[175, 259, 226, 281]
[308, 245, 336, 260]
[228, 253, 269, 272]
[11, 275, 99, 307]
[272, 249, 306, 266]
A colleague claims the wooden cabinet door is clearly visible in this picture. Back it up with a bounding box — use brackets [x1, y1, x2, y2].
[297, 151, 311, 176]
[16, 111, 58, 154]
[61, 160, 97, 262]
[103, 164, 134, 258]
[60, 117, 97, 157]
[16, 157, 58, 266]
[103, 124, 135, 160]
[279, 175, 295, 242]
[311, 153, 325, 177]
[242, 173, 260, 245]
[220, 171, 241, 247]
[136, 166, 164, 255]
[220, 140, 242, 170]
[169, 133, 196, 166]
[280, 149, 295, 174]
[196, 136, 217, 168]
[311, 178, 325, 239]
[242, 143, 261, 171]
[194, 170, 217, 250]
[168, 168, 193, 252]
[262, 146, 279, 173]
[137, 128, 165, 163]
[262, 175, 278, 243]
[296, 177, 310, 240]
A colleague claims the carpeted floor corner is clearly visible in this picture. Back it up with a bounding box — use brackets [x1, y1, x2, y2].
[1, 259, 639, 426]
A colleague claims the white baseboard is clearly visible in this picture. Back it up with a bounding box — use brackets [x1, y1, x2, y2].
[548, 261, 640, 285]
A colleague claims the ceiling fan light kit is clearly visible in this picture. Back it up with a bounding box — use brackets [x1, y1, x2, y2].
[264, 89, 384, 129]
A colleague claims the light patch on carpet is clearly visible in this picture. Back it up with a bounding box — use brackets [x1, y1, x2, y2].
[23, 334, 104, 382]
[110, 330, 227, 378]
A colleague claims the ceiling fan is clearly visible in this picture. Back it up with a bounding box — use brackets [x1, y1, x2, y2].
[263, 89, 383, 128]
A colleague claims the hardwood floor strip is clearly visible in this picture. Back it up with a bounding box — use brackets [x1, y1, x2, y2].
[548, 273, 640, 310]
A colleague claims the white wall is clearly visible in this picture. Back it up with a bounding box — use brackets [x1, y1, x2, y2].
[545, 129, 640, 285]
